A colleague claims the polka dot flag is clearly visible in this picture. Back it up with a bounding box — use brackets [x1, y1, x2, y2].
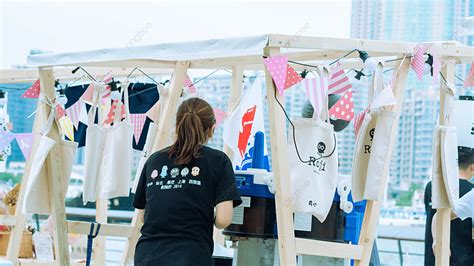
[21, 79, 41, 99]
[55, 104, 66, 119]
[264, 55, 288, 96]
[284, 64, 303, 90]
[0, 128, 15, 151]
[329, 91, 354, 121]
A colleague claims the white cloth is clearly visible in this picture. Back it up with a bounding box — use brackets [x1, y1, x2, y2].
[132, 121, 157, 193]
[454, 189, 474, 221]
[439, 126, 460, 208]
[82, 82, 133, 204]
[431, 127, 450, 208]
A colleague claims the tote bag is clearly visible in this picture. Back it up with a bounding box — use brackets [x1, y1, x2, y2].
[289, 68, 339, 223]
[431, 127, 450, 208]
[23, 98, 78, 214]
[440, 126, 459, 208]
[352, 62, 398, 202]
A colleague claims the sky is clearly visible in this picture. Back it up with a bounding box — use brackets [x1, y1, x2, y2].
[0, 0, 352, 68]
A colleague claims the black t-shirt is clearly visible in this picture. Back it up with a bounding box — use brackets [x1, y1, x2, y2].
[424, 179, 474, 266]
[133, 146, 242, 266]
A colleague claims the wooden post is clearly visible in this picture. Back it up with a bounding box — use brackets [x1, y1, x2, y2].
[93, 198, 108, 265]
[434, 60, 455, 266]
[40, 68, 71, 265]
[121, 61, 190, 265]
[263, 47, 297, 266]
[213, 65, 244, 246]
[355, 58, 411, 265]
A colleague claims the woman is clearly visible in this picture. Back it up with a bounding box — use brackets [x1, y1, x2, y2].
[133, 97, 242, 266]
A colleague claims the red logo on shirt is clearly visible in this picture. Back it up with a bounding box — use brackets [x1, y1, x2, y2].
[238, 105, 256, 157]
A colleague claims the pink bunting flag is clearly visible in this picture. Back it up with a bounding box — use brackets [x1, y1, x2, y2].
[21, 79, 41, 99]
[354, 108, 368, 137]
[130, 113, 147, 144]
[464, 63, 474, 87]
[411, 44, 430, 80]
[15, 133, 35, 160]
[284, 64, 303, 89]
[264, 55, 289, 96]
[213, 108, 226, 127]
[432, 54, 441, 84]
[329, 90, 354, 121]
[0, 129, 15, 151]
[146, 101, 160, 122]
[302, 74, 328, 119]
[65, 100, 82, 129]
[55, 105, 66, 119]
[328, 63, 352, 95]
[184, 74, 197, 94]
[103, 100, 125, 125]
[81, 83, 94, 103]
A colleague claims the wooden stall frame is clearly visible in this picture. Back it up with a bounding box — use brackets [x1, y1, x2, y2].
[0, 35, 472, 266]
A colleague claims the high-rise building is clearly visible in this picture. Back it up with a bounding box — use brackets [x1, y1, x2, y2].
[350, 0, 473, 187]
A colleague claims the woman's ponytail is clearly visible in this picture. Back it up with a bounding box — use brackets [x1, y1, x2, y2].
[169, 98, 216, 164]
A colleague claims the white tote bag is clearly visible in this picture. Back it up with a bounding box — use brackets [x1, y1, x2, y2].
[431, 127, 450, 208]
[132, 121, 157, 193]
[23, 100, 78, 215]
[440, 126, 459, 208]
[352, 62, 398, 202]
[289, 69, 339, 223]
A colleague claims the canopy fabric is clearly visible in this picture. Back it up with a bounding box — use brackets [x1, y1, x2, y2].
[27, 35, 270, 67]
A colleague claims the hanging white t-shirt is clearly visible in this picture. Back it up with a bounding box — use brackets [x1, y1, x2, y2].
[454, 188, 474, 221]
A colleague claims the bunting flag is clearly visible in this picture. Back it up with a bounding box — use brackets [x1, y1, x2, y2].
[79, 102, 89, 125]
[103, 100, 125, 125]
[102, 72, 113, 98]
[0, 129, 15, 151]
[302, 73, 328, 119]
[65, 100, 82, 129]
[21, 79, 41, 99]
[213, 108, 226, 127]
[81, 83, 94, 103]
[130, 113, 147, 144]
[264, 55, 288, 96]
[329, 90, 354, 121]
[370, 83, 397, 109]
[15, 133, 35, 160]
[411, 44, 431, 80]
[284, 64, 303, 89]
[223, 76, 269, 170]
[146, 101, 160, 122]
[58, 116, 74, 141]
[328, 63, 352, 95]
[464, 63, 474, 87]
[432, 54, 441, 84]
[354, 108, 368, 137]
[55, 104, 66, 119]
[184, 74, 197, 94]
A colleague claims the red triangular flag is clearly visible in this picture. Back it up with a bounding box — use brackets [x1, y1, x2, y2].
[56, 105, 66, 119]
[284, 64, 303, 89]
[21, 79, 41, 99]
[464, 63, 474, 87]
[130, 113, 147, 144]
[329, 91, 354, 121]
[103, 100, 125, 125]
[184, 74, 197, 94]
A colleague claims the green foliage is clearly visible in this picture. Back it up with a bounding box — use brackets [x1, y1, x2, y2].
[396, 191, 414, 206]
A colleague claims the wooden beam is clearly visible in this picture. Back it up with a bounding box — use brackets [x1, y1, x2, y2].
[295, 238, 363, 260]
[434, 60, 455, 266]
[39, 68, 71, 266]
[355, 57, 411, 266]
[67, 221, 134, 238]
[263, 47, 297, 265]
[0, 215, 17, 226]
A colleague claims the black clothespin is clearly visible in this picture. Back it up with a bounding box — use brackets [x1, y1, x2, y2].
[109, 78, 121, 92]
[425, 54, 434, 76]
[86, 222, 101, 266]
[300, 69, 309, 79]
[354, 69, 365, 80]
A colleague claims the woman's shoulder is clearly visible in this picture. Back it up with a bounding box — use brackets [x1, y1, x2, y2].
[147, 147, 172, 162]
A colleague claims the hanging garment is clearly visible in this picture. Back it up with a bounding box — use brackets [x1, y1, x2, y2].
[132, 121, 157, 193]
[440, 126, 460, 208]
[23, 98, 78, 215]
[82, 82, 134, 204]
[430, 127, 450, 208]
[351, 62, 399, 202]
[65, 83, 159, 150]
[288, 68, 339, 223]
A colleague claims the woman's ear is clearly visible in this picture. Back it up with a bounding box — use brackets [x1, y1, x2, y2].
[209, 124, 216, 138]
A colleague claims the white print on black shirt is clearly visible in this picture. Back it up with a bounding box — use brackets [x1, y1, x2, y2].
[191, 166, 200, 176]
[181, 167, 189, 177]
[170, 167, 179, 178]
[160, 165, 168, 178]
[151, 169, 158, 179]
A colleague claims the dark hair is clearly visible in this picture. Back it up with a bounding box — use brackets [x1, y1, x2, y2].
[458, 148, 474, 170]
[169, 98, 216, 165]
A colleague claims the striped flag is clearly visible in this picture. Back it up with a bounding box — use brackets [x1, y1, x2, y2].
[328, 63, 352, 95]
[103, 100, 125, 125]
[302, 73, 328, 119]
[58, 116, 74, 141]
[102, 72, 113, 98]
[130, 113, 147, 144]
[411, 44, 431, 80]
[184, 74, 197, 94]
[354, 108, 368, 137]
[65, 100, 83, 129]
[464, 63, 474, 87]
